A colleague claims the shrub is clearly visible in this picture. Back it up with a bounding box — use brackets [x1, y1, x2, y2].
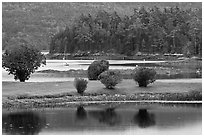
[186, 90, 202, 101]
[87, 60, 109, 80]
[2, 44, 46, 82]
[133, 67, 156, 87]
[98, 70, 122, 89]
[74, 78, 88, 94]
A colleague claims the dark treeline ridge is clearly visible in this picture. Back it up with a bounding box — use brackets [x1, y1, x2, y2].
[50, 6, 202, 56]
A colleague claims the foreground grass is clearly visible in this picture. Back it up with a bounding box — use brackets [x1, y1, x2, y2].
[2, 79, 202, 109]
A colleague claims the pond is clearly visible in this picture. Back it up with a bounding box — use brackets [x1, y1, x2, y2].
[2, 103, 202, 135]
[37, 60, 166, 71]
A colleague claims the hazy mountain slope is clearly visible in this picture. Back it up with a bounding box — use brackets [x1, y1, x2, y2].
[2, 2, 201, 50]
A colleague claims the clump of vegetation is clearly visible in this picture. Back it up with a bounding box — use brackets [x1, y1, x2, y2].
[87, 60, 109, 80]
[74, 78, 88, 94]
[98, 70, 122, 89]
[185, 90, 202, 101]
[133, 67, 156, 87]
[2, 44, 46, 82]
[49, 5, 201, 57]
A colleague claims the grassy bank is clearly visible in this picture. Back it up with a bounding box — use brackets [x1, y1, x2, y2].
[3, 90, 202, 109]
[2, 79, 202, 109]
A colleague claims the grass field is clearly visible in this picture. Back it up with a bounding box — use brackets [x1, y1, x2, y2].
[2, 79, 201, 100]
[2, 78, 201, 109]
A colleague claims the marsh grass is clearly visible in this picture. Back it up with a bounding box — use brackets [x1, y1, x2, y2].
[3, 89, 201, 109]
[8, 90, 201, 101]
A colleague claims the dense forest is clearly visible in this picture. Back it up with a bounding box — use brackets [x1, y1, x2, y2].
[2, 2, 202, 56]
[50, 6, 202, 56]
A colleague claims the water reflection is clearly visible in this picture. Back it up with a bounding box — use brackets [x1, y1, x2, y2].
[76, 106, 87, 120]
[89, 108, 121, 126]
[2, 104, 202, 135]
[133, 109, 155, 128]
[2, 111, 46, 135]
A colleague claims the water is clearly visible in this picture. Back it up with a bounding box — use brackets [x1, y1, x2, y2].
[2, 103, 202, 135]
[37, 60, 166, 71]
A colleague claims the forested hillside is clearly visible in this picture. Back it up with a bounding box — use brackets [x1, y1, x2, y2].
[2, 2, 202, 56]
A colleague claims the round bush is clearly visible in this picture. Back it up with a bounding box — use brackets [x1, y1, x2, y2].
[74, 78, 88, 94]
[87, 60, 109, 80]
[98, 70, 122, 89]
[133, 67, 156, 87]
[2, 44, 46, 82]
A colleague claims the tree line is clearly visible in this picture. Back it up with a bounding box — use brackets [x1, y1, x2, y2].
[50, 6, 202, 56]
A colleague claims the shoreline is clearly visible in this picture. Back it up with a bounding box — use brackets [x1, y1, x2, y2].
[3, 100, 202, 110]
[3, 89, 202, 109]
[3, 100, 202, 111]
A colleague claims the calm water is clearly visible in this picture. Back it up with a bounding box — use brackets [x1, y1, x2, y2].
[2, 103, 202, 135]
[37, 60, 166, 71]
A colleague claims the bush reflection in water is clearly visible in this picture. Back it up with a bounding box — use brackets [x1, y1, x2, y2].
[88, 107, 155, 128]
[133, 109, 155, 128]
[2, 107, 157, 135]
[89, 107, 121, 126]
[2, 104, 201, 135]
[2, 111, 46, 135]
[76, 106, 87, 120]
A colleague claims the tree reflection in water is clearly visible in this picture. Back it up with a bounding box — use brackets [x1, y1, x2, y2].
[2, 111, 46, 135]
[76, 106, 87, 120]
[133, 109, 155, 128]
[89, 108, 121, 126]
